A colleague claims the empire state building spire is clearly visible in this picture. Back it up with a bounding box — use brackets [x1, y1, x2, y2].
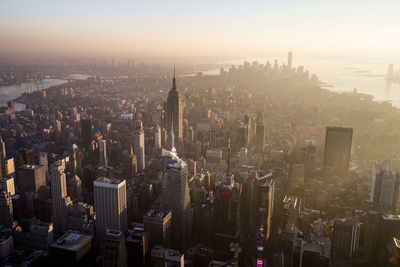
[172, 64, 177, 90]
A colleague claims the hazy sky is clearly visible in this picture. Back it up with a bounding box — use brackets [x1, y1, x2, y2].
[1, 0, 399, 59]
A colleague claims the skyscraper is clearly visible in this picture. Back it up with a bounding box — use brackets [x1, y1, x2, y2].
[51, 159, 72, 235]
[134, 121, 145, 172]
[331, 217, 360, 262]
[213, 138, 242, 247]
[94, 177, 127, 241]
[143, 209, 172, 250]
[0, 191, 13, 227]
[255, 124, 266, 153]
[160, 147, 192, 249]
[18, 164, 46, 195]
[103, 229, 127, 267]
[80, 119, 93, 151]
[165, 67, 183, 147]
[98, 139, 108, 167]
[370, 162, 400, 213]
[288, 51, 293, 70]
[155, 125, 162, 152]
[323, 126, 353, 177]
[39, 152, 48, 173]
[0, 137, 6, 177]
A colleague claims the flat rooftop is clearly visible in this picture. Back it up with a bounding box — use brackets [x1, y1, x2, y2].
[144, 209, 171, 219]
[94, 177, 124, 186]
[51, 231, 93, 252]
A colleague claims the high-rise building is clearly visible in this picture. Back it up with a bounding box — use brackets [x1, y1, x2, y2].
[39, 152, 48, 173]
[254, 175, 274, 241]
[155, 125, 162, 152]
[102, 229, 127, 267]
[134, 122, 145, 172]
[80, 119, 93, 151]
[50, 231, 94, 266]
[151, 245, 184, 267]
[160, 148, 192, 249]
[126, 223, 149, 267]
[0, 175, 15, 196]
[213, 172, 242, 247]
[0, 137, 6, 177]
[18, 148, 35, 166]
[165, 67, 183, 146]
[94, 177, 127, 241]
[370, 162, 400, 213]
[323, 127, 353, 177]
[331, 217, 360, 262]
[209, 128, 217, 148]
[0, 191, 13, 227]
[18, 164, 46, 194]
[255, 124, 266, 153]
[98, 139, 108, 167]
[71, 144, 81, 175]
[143, 209, 172, 249]
[288, 51, 293, 70]
[51, 159, 72, 235]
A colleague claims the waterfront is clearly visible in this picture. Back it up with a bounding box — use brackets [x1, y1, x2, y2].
[0, 78, 67, 110]
[200, 56, 400, 107]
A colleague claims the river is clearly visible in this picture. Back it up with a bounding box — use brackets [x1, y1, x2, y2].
[0, 78, 68, 111]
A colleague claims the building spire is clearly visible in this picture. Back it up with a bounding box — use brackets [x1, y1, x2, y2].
[227, 137, 231, 173]
[172, 65, 177, 90]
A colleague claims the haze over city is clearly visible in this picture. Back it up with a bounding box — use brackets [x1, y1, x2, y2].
[1, 0, 400, 60]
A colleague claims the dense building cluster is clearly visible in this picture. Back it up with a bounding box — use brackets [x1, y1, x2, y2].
[0, 52, 400, 266]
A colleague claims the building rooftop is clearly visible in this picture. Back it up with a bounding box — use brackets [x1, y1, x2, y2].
[144, 209, 171, 219]
[382, 214, 400, 221]
[94, 177, 124, 186]
[51, 231, 93, 252]
[20, 164, 43, 170]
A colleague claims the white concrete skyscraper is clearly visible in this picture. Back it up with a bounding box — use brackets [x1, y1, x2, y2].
[94, 177, 127, 241]
[160, 147, 192, 249]
[134, 122, 145, 172]
[51, 158, 72, 235]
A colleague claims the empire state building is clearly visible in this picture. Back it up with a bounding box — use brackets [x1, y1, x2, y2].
[165, 67, 183, 146]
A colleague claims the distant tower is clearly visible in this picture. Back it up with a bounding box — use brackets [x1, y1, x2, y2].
[94, 177, 127, 242]
[288, 51, 293, 70]
[51, 159, 72, 235]
[165, 66, 183, 148]
[99, 139, 108, 167]
[134, 121, 145, 172]
[323, 127, 353, 177]
[160, 146, 192, 249]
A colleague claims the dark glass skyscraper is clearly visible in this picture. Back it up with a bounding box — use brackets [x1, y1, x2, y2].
[323, 126, 353, 177]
